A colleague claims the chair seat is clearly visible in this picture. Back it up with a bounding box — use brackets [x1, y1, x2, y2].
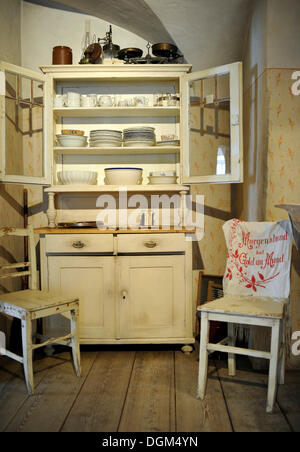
[0, 289, 78, 312]
[197, 295, 286, 319]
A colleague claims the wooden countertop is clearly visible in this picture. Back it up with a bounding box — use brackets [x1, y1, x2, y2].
[34, 227, 196, 234]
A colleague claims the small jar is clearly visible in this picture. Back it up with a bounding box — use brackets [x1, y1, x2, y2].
[52, 46, 73, 65]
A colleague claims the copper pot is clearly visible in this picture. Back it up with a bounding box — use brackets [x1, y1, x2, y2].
[52, 46, 73, 65]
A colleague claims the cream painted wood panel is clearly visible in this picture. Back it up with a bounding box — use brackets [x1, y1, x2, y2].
[117, 255, 186, 339]
[48, 256, 115, 339]
[117, 233, 186, 253]
[45, 234, 114, 253]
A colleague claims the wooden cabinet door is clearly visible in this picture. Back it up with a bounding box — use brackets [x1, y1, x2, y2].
[48, 256, 115, 339]
[117, 255, 186, 339]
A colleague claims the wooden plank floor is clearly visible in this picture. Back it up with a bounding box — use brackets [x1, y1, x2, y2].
[0, 345, 299, 432]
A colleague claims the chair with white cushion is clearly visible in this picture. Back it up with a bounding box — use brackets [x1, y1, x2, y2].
[197, 219, 292, 413]
[0, 226, 81, 395]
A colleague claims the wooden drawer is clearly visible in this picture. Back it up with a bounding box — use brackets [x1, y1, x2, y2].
[117, 233, 186, 253]
[45, 234, 114, 253]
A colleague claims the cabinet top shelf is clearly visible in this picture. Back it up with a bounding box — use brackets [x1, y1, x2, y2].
[40, 64, 192, 76]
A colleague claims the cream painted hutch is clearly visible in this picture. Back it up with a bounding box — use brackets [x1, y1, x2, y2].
[0, 61, 243, 348]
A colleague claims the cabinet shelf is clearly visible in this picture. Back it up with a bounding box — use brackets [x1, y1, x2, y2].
[53, 107, 180, 118]
[54, 146, 180, 155]
[45, 184, 189, 193]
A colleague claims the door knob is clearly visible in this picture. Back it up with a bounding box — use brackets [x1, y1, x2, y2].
[122, 290, 127, 301]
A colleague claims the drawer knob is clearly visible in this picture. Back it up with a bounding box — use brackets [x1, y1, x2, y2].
[72, 240, 85, 249]
[144, 240, 157, 249]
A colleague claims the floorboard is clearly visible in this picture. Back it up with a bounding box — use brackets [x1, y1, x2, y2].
[0, 354, 65, 432]
[118, 350, 176, 432]
[277, 370, 300, 432]
[5, 352, 97, 432]
[175, 352, 232, 432]
[62, 350, 135, 432]
[0, 348, 298, 432]
[216, 361, 292, 432]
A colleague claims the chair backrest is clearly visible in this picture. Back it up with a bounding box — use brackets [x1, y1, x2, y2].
[0, 226, 37, 290]
[222, 219, 293, 299]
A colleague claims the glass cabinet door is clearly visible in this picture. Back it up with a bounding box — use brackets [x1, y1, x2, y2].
[181, 62, 243, 184]
[0, 61, 51, 185]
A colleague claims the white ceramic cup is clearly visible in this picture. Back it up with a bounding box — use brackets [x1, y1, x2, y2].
[98, 95, 114, 107]
[66, 92, 80, 107]
[81, 94, 97, 107]
[53, 95, 65, 108]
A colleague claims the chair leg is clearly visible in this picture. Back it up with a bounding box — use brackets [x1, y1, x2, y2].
[21, 313, 34, 395]
[278, 317, 286, 385]
[228, 323, 236, 377]
[197, 311, 209, 400]
[267, 319, 281, 413]
[70, 306, 81, 377]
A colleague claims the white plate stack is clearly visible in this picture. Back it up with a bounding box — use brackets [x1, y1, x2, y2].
[89, 130, 123, 147]
[123, 127, 156, 147]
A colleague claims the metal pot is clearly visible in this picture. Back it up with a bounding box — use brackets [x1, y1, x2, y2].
[152, 43, 178, 58]
[118, 48, 143, 60]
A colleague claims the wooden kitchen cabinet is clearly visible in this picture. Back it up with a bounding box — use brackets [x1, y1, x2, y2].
[38, 231, 194, 346]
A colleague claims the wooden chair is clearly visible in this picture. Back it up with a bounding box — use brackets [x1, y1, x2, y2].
[0, 226, 81, 395]
[197, 220, 292, 413]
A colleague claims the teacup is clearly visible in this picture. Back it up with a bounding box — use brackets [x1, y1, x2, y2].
[98, 95, 114, 107]
[81, 94, 97, 108]
[53, 95, 65, 108]
[66, 92, 80, 107]
[134, 96, 149, 107]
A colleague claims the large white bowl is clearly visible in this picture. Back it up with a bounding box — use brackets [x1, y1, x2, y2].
[57, 135, 88, 148]
[57, 171, 97, 185]
[104, 168, 143, 185]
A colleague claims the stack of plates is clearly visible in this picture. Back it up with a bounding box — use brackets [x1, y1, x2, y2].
[123, 127, 156, 147]
[89, 129, 123, 147]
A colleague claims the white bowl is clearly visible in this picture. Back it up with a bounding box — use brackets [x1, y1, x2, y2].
[104, 168, 143, 185]
[57, 171, 97, 185]
[148, 175, 178, 185]
[57, 135, 88, 148]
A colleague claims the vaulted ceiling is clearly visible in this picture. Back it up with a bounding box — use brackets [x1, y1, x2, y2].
[24, 0, 253, 70]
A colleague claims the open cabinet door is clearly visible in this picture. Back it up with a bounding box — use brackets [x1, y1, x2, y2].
[0, 61, 52, 185]
[181, 61, 243, 184]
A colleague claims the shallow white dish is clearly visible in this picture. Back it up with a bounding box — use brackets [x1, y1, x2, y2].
[124, 140, 155, 147]
[90, 140, 122, 147]
[57, 171, 97, 185]
[148, 175, 178, 184]
[104, 167, 143, 185]
[157, 140, 180, 146]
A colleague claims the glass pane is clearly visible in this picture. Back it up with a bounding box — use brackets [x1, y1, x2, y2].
[189, 73, 231, 177]
[5, 95, 44, 178]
